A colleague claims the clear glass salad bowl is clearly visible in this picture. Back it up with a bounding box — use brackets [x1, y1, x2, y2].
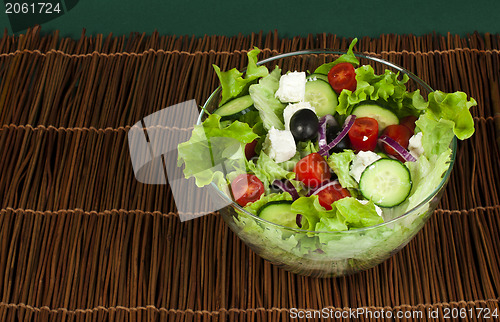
[198, 50, 457, 278]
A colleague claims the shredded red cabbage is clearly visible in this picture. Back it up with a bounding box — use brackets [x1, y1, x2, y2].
[308, 179, 340, 197]
[378, 135, 417, 162]
[318, 115, 338, 150]
[318, 115, 356, 157]
[272, 179, 300, 200]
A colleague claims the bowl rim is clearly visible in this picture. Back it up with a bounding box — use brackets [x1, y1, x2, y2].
[197, 49, 458, 234]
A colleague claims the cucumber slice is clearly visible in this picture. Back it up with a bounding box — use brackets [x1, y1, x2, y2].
[257, 200, 299, 228]
[304, 79, 338, 117]
[214, 95, 255, 120]
[352, 101, 399, 132]
[359, 159, 412, 208]
[306, 73, 329, 83]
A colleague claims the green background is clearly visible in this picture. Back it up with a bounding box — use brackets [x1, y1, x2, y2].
[0, 0, 498, 38]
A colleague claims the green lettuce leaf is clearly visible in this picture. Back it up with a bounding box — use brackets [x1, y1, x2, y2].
[426, 91, 476, 140]
[334, 198, 383, 229]
[291, 196, 383, 233]
[177, 114, 258, 187]
[327, 150, 358, 189]
[291, 195, 335, 230]
[415, 112, 456, 157]
[315, 216, 348, 233]
[403, 89, 428, 112]
[400, 149, 452, 213]
[234, 195, 301, 256]
[297, 140, 319, 158]
[249, 67, 286, 130]
[336, 65, 426, 117]
[247, 152, 298, 194]
[213, 48, 269, 106]
[276, 152, 300, 172]
[237, 110, 261, 128]
[246, 47, 269, 79]
[314, 38, 360, 74]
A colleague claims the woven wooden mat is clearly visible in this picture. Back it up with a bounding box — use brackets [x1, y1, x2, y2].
[0, 28, 499, 321]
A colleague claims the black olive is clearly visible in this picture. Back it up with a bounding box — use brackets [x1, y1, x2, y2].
[326, 125, 351, 154]
[289, 109, 319, 141]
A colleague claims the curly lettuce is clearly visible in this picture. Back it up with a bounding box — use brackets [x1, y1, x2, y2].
[415, 112, 456, 157]
[177, 114, 258, 187]
[403, 150, 452, 213]
[247, 151, 301, 194]
[249, 67, 286, 130]
[327, 150, 358, 189]
[336, 65, 427, 117]
[314, 38, 360, 74]
[291, 196, 383, 232]
[213, 48, 269, 106]
[426, 91, 476, 140]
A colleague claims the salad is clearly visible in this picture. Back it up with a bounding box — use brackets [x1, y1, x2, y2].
[177, 39, 476, 234]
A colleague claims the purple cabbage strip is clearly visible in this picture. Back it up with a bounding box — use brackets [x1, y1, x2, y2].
[318, 115, 356, 157]
[318, 114, 338, 150]
[272, 179, 300, 200]
[378, 135, 417, 162]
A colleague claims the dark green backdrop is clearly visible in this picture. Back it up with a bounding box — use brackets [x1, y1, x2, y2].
[0, 0, 498, 38]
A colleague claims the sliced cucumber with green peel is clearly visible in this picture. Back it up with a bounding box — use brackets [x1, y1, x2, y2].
[214, 95, 255, 120]
[258, 200, 299, 228]
[359, 158, 412, 208]
[352, 101, 399, 132]
[304, 79, 338, 117]
[306, 73, 329, 83]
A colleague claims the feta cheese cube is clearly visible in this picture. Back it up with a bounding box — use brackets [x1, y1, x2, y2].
[357, 199, 383, 217]
[349, 151, 381, 182]
[283, 101, 316, 130]
[408, 132, 424, 159]
[263, 127, 297, 163]
[275, 71, 306, 103]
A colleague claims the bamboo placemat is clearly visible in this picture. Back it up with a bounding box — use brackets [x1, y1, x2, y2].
[0, 28, 499, 321]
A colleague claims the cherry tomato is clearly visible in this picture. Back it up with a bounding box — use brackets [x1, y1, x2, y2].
[327, 62, 357, 93]
[400, 115, 418, 134]
[348, 117, 379, 152]
[293, 153, 331, 188]
[381, 124, 412, 161]
[244, 139, 258, 160]
[316, 181, 351, 210]
[230, 174, 265, 207]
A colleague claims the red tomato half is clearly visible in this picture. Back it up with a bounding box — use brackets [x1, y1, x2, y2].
[317, 181, 351, 210]
[400, 115, 418, 134]
[231, 174, 265, 207]
[381, 124, 412, 161]
[327, 62, 357, 93]
[348, 117, 379, 152]
[294, 153, 331, 188]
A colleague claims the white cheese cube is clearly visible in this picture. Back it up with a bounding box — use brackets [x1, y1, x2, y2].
[275, 71, 306, 103]
[283, 101, 316, 131]
[349, 151, 381, 182]
[263, 127, 297, 163]
[408, 132, 424, 159]
[357, 199, 383, 217]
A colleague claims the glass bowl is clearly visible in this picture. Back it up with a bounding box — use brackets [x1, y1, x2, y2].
[198, 50, 457, 278]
